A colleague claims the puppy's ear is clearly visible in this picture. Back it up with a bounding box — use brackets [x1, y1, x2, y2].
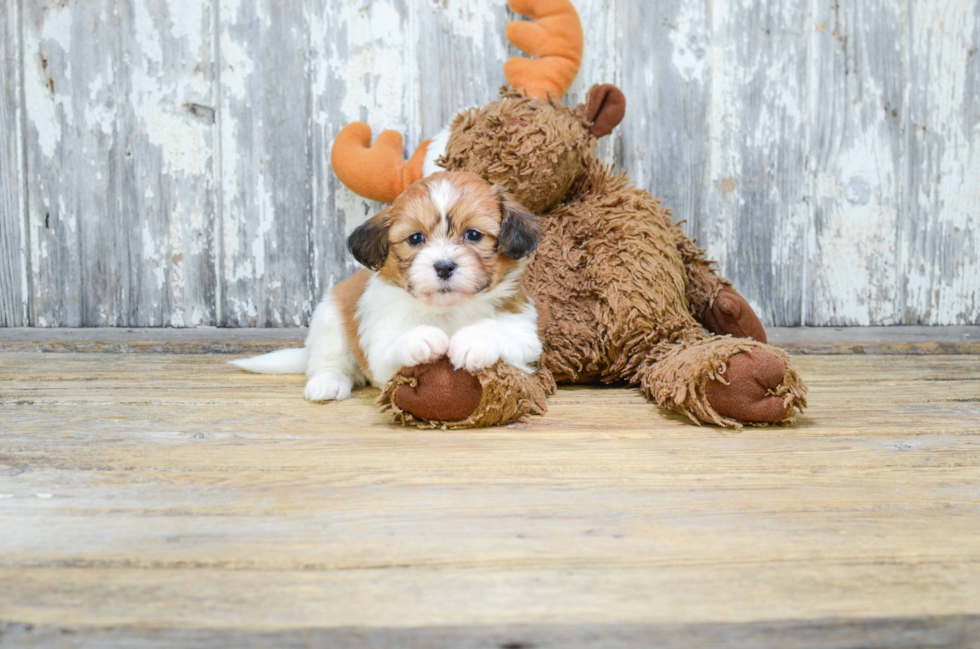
[347, 208, 391, 270]
[494, 186, 542, 259]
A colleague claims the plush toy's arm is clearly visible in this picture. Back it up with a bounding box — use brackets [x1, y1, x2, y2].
[671, 222, 729, 320]
[671, 223, 768, 344]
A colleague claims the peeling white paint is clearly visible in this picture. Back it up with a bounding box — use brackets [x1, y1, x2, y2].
[249, 180, 276, 281]
[11, 0, 980, 328]
[808, 0, 910, 326]
[219, 36, 254, 102]
[143, 220, 167, 292]
[144, 106, 210, 177]
[166, 0, 205, 56]
[133, 1, 164, 64]
[23, 3, 74, 159]
[668, 2, 708, 84]
[905, 0, 980, 325]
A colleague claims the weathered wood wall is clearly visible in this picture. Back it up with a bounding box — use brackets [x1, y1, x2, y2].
[0, 0, 977, 327]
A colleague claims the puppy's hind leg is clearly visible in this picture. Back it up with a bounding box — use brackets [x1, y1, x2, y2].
[304, 296, 364, 402]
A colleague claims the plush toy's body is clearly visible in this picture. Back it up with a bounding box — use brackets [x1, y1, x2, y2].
[333, 0, 806, 428]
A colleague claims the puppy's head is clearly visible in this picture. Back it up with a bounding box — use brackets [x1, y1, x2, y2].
[347, 172, 541, 307]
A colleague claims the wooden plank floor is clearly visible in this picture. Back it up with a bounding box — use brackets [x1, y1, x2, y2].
[1, 350, 979, 647]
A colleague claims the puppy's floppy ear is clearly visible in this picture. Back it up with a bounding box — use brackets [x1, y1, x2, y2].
[493, 186, 542, 260]
[347, 208, 392, 270]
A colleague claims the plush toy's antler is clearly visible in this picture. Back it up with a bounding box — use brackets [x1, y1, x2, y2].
[330, 123, 430, 203]
[504, 0, 583, 100]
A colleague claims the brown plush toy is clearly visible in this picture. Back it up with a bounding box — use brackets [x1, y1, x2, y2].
[331, 0, 807, 428]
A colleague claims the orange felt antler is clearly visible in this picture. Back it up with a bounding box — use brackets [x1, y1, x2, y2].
[504, 0, 583, 100]
[330, 123, 430, 203]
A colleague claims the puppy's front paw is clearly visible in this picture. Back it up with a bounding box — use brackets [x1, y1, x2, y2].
[395, 326, 451, 367]
[304, 370, 353, 402]
[449, 327, 501, 372]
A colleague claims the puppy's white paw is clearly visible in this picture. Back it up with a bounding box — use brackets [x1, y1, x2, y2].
[304, 370, 353, 402]
[449, 327, 501, 372]
[394, 326, 450, 367]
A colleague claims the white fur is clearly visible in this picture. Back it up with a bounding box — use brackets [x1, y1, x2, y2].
[228, 347, 308, 374]
[304, 368, 353, 402]
[231, 269, 540, 403]
[232, 169, 542, 404]
[356, 269, 538, 386]
[448, 301, 542, 373]
[429, 178, 459, 220]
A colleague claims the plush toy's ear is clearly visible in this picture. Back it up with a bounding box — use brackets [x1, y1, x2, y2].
[586, 84, 626, 138]
[494, 187, 543, 259]
[347, 208, 392, 271]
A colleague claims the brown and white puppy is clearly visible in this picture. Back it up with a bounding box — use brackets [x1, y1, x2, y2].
[232, 172, 543, 402]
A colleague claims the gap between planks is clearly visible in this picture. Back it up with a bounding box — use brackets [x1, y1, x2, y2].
[0, 326, 977, 355]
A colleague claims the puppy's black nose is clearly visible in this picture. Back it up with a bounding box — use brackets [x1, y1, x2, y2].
[434, 260, 457, 280]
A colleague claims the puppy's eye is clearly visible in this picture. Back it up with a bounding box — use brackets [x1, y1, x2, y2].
[408, 233, 425, 246]
[464, 229, 483, 243]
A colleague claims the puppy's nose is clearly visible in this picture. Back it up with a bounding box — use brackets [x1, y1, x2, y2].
[434, 260, 457, 280]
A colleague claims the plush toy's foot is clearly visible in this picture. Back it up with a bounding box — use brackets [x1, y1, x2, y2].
[705, 349, 797, 422]
[386, 357, 484, 422]
[702, 288, 767, 343]
[638, 336, 807, 427]
[378, 358, 555, 429]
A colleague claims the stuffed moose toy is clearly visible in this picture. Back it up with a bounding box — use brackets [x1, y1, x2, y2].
[329, 0, 807, 428]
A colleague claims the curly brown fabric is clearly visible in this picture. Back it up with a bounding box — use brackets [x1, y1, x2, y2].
[440, 88, 594, 215]
[669, 218, 732, 323]
[382, 86, 807, 429]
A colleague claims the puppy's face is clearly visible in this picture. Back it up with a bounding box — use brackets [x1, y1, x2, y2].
[348, 172, 541, 307]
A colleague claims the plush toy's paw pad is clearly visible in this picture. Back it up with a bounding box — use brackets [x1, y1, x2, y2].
[305, 370, 353, 402]
[704, 288, 767, 343]
[705, 350, 792, 423]
[398, 326, 451, 367]
[716, 293, 742, 318]
[393, 357, 483, 422]
[448, 328, 501, 372]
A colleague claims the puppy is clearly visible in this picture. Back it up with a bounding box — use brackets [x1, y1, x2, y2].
[232, 171, 544, 402]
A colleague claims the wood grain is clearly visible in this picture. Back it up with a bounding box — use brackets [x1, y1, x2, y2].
[0, 351, 979, 646]
[0, 0, 27, 326]
[1, 325, 979, 355]
[2, 0, 979, 328]
[905, 0, 980, 325]
[217, 0, 312, 327]
[704, 0, 810, 327]
[3, 617, 980, 649]
[807, 0, 909, 326]
[20, 0, 217, 327]
[308, 0, 411, 305]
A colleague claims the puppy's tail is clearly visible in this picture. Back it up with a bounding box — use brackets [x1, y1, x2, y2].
[229, 347, 309, 374]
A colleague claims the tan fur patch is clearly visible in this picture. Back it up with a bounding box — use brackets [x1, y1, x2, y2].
[330, 269, 372, 381]
[377, 172, 529, 300]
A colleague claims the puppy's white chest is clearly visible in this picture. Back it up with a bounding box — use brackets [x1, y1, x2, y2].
[355, 276, 501, 386]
